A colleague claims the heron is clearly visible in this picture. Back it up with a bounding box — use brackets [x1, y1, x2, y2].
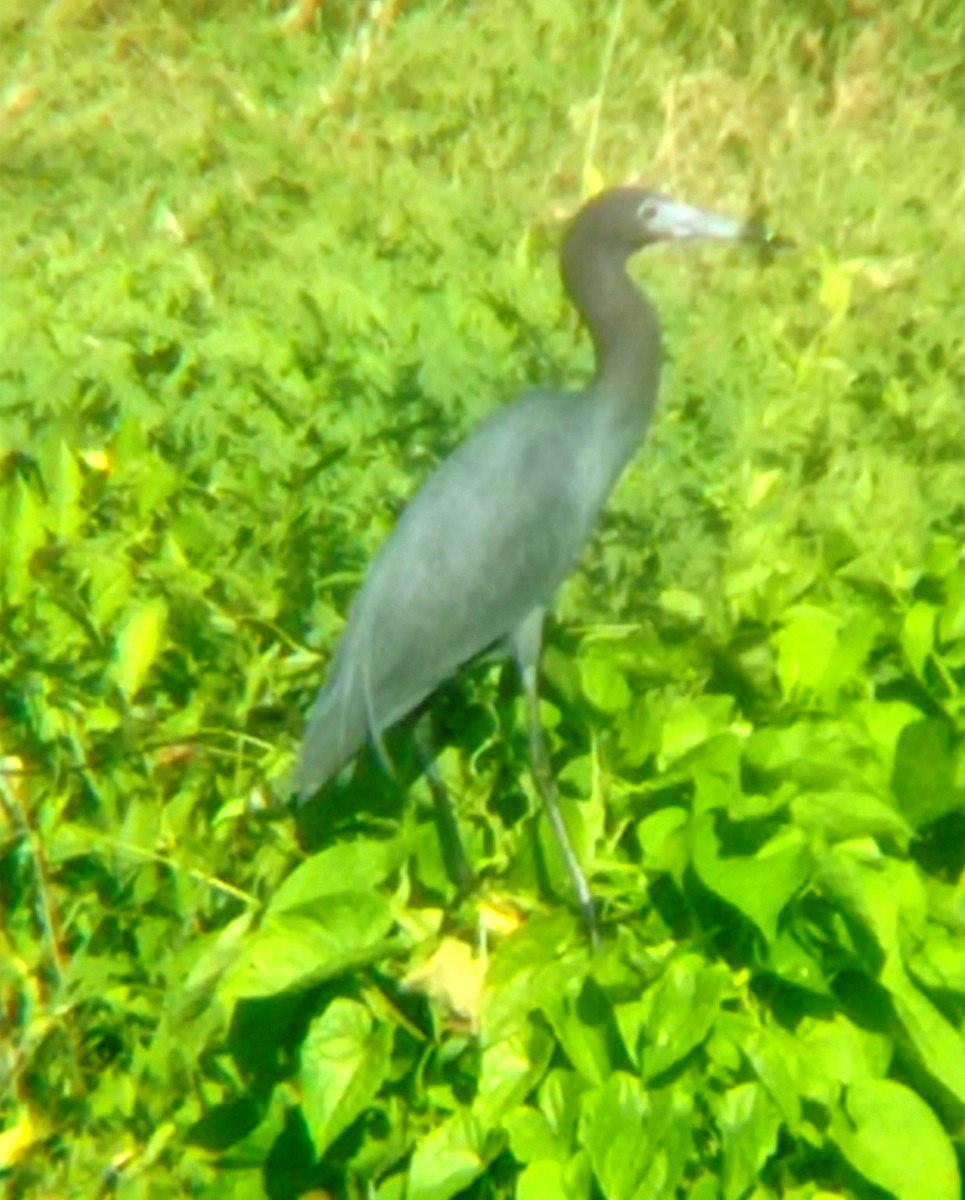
[292, 185, 777, 942]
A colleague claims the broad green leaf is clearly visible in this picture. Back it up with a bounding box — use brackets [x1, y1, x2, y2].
[765, 929, 830, 994]
[882, 956, 965, 1108]
[636, 807, 689, 881]
[857, 698, 924, 767]
[579, 651, 631, 714]
[816, 844, 897, 947]
[833, 1079, 960, 1200]
[716, 1082, 782, 1200]
[901, 601, 938, 679]
[937, 567, 965, 643]
[2, 476, 46, 604]
[476, 1023, 554, 1127]
[793, 1015, 891, 1104]
[299, 998, 391, 1157]
[639, 955, 729, 1080]
[579, 1073, 694, 1200]
[181, 915, 256, 1000]
[692, 804, 811, 943]
[774, 605, 840, 700]
[83, 551, 135, 628]
[578, 1072, 653, 1200]
[269, 840, 406, 914]
[539, 976, 618, 1087]
[220, 898, 397, 1001]
[538, 1069, 589, 1149]
[907, 924, 965, 995]
[483, 916, 590, 1046]
[522, 1152, 592, 1200]
[658, 588, 705, 623]
[407, 1109, 486, 1200]
[742, 1028, 802, 1125]
[517, 1160, 570, 1200]
[891, 718, 960, 828]
[658, 698, 734, 767]
[43, 438, 84, 539]
[504, 1106, 566, 1165]
[198, 1086, 289, 1170]
[790, 789, 911, 843]
[111, 597, 169, 700]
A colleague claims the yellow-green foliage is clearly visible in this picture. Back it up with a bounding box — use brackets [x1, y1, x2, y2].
[2, 2, 965, 1197]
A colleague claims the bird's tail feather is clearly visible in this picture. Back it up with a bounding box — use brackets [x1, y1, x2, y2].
[290, 680, 367, 803]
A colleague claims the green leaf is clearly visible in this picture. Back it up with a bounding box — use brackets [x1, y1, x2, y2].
[578, 1072, 653, 1200]
[774, 605, 840, 700]
[907, 923, 965, 995]
[692, 794, 811, 943]
[793, 1014, 892, 1105]
[579, 651, 631, 714]
[111, 597, 169, 700]
[504, 1106, 566, 1165]
[579, 1073, 694, 1200]
[833, 1079, 960, 1200]
[658, 699, 734, 767]
[891, 718, 960, 828]
[882, 956, 965, 1109]
[716, 1082, 782, 1200]
[269, 840, 406, 914]
[476, 1023, 554, 1127]
[637, 807, 689, 882]
[2, 475, 46, 604]
[901, 601, 938, 679]
[638, 954, 729, 1080]
[742, 1028, 802, 1125]
[299, 998, 392, 1158]
[220, 898, 397, 1001]
[43, 438, 84, 539]
[538, 1069, 588, 1150]
[407, 1109, 486, 1200]
[765, 929, 830, 994]
[814, 846, 926, 956]
[539, 976, 618, 1088]
[516, 1160, 570, 1200]
[790, 789, 912, 843]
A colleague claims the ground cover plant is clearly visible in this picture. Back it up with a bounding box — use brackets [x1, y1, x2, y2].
[2, 0, 965, 1196]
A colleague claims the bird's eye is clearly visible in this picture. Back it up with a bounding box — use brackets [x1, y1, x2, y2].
[638, 200, 659, 222]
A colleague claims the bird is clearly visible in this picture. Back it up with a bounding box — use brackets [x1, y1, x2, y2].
[292, 184, 773, 942]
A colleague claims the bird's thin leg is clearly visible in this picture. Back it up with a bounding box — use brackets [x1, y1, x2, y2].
[514, 611, 599, 947]
[414, 714, 475, 895]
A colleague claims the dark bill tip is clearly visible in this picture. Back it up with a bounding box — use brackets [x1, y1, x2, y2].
[740, 215, 797, 251]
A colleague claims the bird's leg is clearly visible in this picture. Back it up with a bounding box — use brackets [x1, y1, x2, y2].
[414, 714, 475, 895]
[514, 610, 599, 948]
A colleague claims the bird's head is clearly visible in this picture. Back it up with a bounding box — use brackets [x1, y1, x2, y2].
[566, 185, 782, 254]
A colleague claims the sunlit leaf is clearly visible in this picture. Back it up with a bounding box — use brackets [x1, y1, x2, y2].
[300, 998, 392, 1158]
[407, 1110, 486, 1200]
[716, 1082, 782, 1200]
[833, 1079, 960, 1200]
[111, 597, 169, 700]
[638, 954, 729, 1079]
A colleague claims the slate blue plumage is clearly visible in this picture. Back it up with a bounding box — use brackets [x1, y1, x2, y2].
[294, 186, 766, 939]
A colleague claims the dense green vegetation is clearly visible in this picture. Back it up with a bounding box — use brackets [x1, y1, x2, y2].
[2, 0, 965, 1195]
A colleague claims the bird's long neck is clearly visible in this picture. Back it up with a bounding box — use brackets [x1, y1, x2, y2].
[562, 244, 662, 433]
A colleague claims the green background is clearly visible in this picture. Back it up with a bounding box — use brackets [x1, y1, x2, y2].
[2, 1, 964, 1196]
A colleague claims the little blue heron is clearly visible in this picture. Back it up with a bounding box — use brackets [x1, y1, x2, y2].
[293, 185, 773, 941]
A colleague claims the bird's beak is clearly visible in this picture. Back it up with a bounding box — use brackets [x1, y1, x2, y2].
[648, 199, 747, 241]
[650, 199, 789, 247]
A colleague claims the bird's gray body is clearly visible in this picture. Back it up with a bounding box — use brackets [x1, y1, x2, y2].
[292, 384, 654, 798]
[292, 183, 763, 901]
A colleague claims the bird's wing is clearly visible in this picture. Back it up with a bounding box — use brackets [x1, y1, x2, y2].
[344, 391, 610, 727]
[295, 390, 615, 797]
